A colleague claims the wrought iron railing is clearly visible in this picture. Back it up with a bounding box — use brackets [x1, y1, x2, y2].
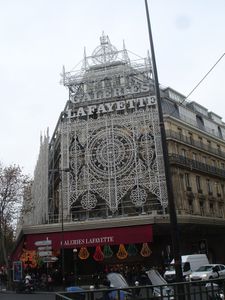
[166, 129, 225, 158]
[169, 154, 225, 178]
[55, 278, 225, 300]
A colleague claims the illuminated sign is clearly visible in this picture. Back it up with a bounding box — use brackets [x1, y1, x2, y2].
[66, 95, 156, 120]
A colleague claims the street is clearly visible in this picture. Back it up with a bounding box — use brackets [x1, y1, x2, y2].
[0, 292, 55, 300]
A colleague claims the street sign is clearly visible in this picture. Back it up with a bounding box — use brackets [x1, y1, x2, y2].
[42, 256, 58, 263]
[34, 240, 52, 246]
[38, 251, 53, 257]
[13, 261, 23, 282]
[37, 246, 52, 251]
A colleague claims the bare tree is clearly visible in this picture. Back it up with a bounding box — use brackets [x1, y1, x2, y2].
[0, 163, 31, 286]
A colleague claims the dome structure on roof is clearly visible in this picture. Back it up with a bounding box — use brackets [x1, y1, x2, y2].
[92, 32, 118, 64]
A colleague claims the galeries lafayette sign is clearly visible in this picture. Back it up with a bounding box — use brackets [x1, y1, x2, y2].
[24, 225, 153, 250]
[65, 96, 156, 119]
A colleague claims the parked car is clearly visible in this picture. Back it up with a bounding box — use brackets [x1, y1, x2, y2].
[187, 264, 225, 281]
[164, 254, 209, 282]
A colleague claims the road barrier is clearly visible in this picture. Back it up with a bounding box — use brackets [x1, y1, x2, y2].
[55, 278, 225, 300]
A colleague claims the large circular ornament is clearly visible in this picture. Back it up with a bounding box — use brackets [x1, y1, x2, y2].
[87, 127, 134, 179]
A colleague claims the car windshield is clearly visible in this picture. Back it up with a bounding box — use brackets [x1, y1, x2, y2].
[196, 265, 214, 272]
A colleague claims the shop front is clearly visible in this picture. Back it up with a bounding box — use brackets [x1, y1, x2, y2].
[12, 224, 154, 285]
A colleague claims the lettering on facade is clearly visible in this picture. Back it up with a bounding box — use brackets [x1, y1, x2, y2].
[63, 236, 114, 246]
[69, 76, 150, 104]
[66, 96, 156, 120]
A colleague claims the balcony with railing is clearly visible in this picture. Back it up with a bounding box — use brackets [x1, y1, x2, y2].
[169, 154, 225, 178]
[166, 129, 225, 158]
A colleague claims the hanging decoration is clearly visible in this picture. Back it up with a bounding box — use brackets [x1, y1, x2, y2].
[103, 244, 113, 258]
[127, 244, 138, 256]
[116, 244, 128, 260]
[78, 246, 90, 260]
[20, 250, 37, 268]
[140, 243, 152, 257]
[93, 245, 104, 261]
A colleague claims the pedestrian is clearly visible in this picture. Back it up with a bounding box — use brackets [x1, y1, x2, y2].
[47, 274, 53, 291]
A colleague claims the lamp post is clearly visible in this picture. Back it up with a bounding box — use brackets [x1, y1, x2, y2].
[60, 167, 70, 285]
[73, 248, 78, 286]
[49, 167, 70, 285]
[144, 0, 183, 283]
[60, 176, 65, 286]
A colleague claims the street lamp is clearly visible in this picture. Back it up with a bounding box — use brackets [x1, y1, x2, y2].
[60, 167, 70, 285]
[144, 0, 183, 283]
[49, 167, 70, 285]
[73, 248, 78, 286]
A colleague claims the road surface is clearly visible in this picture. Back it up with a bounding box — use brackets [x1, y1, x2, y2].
[0, 292, 55, 300]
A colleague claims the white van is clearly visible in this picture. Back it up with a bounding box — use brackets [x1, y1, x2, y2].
[164, 254, 209, 282]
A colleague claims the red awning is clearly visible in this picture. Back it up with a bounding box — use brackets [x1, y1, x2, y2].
[23, 224, 152, 252]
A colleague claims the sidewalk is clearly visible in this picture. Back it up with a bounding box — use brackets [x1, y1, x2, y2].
[0, 282, 7, 292]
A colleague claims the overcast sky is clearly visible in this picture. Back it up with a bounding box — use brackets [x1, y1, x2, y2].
[0, 0, 225, 176]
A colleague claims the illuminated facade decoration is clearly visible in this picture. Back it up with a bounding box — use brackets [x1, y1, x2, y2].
[47, 33, 168, 222]
[65, 101, 167, 213]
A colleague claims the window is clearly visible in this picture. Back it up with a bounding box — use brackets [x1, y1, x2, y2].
[218, 204, 224, 218]
[196, 115, 204, 130]
[220, 265, 225, 271]
[217, 144, 221, 155]
[192, 153, 197, 161]
[221, 163, 225, 170]
[218, 126, 223, 138]
[206, 179, 212, 195]
[207, 140, 211, 150]
[221, 184, 224, 197]
[184, 173, 191, 189]
[177, 127, 182, 139]
[181, 148, 187, 157]
[188, 132, 193, 144]
[199, 201, 204, 215]
[215, 182, 221, 197]
[198, 136, 203, 146]
[196, 176, 201, 192]
[209, 203, 214, 215]
[202, 156, 207, 164]
[213, 265, 220, 272]
[188, 199, 193, 214]
[211, 160, 216, 168]
[183, 262, 191, 272]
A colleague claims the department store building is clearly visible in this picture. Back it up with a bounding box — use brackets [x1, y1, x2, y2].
[13, 34, 225, 280]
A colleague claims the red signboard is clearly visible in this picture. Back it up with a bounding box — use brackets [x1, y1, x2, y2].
[24, 225, 152, 251]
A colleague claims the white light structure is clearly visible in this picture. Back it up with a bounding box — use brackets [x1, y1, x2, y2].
[57, 33, 168, 220]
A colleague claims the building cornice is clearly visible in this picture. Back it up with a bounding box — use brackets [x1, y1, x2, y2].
[21, 214, 225, 236]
